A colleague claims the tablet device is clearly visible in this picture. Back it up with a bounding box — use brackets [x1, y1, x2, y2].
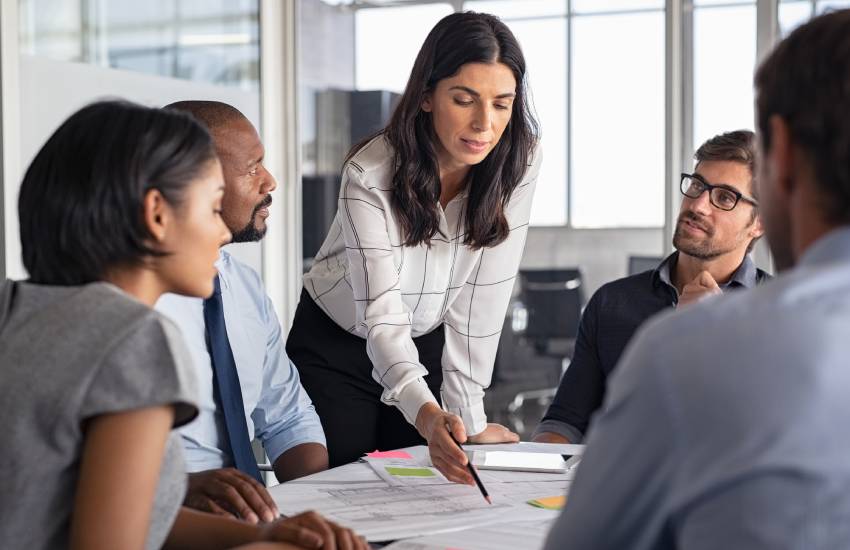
[467, 451, 580, 473]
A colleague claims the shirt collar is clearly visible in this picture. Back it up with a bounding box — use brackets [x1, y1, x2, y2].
[214, 248, 233, 291]
[653, 251, 761, 292]
[724, 253, 759, 289]
[798, 226, 850, 268]
[653, 252, 677, 290]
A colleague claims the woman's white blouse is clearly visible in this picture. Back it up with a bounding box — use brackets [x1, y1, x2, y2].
[303, 136, 541, 435]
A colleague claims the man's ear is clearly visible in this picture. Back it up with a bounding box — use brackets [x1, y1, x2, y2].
[143, 188, 169, 244]
[749, 215, 765, 240]
[768, 115, 795, 198]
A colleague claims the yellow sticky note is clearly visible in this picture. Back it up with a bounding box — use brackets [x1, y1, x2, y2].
[527, 495, 566, 510]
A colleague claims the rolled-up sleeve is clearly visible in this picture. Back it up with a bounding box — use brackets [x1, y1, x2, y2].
[441, 148, 542, 435]
[252, 293, 326, 463]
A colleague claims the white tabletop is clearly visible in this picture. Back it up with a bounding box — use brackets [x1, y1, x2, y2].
[268, 443, 577, 545]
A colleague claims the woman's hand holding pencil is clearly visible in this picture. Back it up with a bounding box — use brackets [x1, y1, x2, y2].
[416, 403, 475, 485]
[415, 402, 519, 486]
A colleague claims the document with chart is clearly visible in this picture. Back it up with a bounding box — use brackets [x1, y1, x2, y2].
[268, 445, 576, 542]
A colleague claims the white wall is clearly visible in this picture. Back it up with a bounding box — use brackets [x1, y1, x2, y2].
[6, 54, 262, 279]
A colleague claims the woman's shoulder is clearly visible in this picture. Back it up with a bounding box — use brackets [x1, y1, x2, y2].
[10, 281, 150, 324]
[345, 133, 395, 178]
[7, 281, 177, 356]
[74, 283, 161, 329]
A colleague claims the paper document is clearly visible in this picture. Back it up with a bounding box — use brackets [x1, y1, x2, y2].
[382, 518, 558, 550]
[284, 461, 386, 488]
[364, 457, 451, 486]
[270, 476, 568, 542]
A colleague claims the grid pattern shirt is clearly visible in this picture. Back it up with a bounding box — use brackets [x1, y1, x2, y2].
[303, 136, 541, 435]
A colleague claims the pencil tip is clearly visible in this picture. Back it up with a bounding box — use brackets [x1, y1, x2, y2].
[485, 496, 492, 505]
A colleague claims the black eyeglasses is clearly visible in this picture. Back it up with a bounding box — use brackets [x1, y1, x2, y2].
[680, 173, 758, 211]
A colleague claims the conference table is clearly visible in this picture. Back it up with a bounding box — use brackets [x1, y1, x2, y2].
[267, 442, 584, 549]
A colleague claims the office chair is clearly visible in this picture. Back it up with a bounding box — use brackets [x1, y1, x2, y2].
[628, 255, 664, 276]
[495, 268, 585, 435]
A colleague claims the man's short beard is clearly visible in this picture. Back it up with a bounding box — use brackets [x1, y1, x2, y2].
[673, 213, 722, 260]
[230, 218, 267, 243]
[673, 220, 724, 260]
[230, 196, 271, 243]
[673, 231, 724, 260]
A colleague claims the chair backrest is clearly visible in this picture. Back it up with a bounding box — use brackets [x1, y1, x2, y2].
[628, 255, 664, 276]
[519, 268, 584, 341]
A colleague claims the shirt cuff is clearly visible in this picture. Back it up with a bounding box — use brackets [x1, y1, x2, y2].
[395, 378, 439, 427]
[532, 419, 584, 444]
[445, 400, 488, 437]
[261, 407, 327, 465]
[264, 434, 327, 466]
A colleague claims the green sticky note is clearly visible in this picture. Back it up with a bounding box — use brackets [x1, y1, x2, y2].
[386, 466, 437, 477]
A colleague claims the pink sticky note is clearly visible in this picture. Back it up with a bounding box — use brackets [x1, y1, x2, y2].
[366, 449, 414, 459]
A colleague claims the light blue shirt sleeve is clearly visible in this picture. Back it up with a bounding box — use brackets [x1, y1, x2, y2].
[251, 289, 326, 464]
[156, 249, 325, 472]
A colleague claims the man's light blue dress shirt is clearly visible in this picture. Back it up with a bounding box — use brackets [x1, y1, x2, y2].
[157, 249, 325, 472]
[546, 227, 850, 549]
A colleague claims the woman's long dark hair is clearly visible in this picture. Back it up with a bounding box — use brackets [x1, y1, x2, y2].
[348, 11, 539, 249]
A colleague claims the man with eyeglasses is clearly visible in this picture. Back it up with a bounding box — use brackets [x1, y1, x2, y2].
[533, 130, 769, 445]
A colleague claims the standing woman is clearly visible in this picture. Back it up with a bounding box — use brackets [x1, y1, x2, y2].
[287, 11, 541, 483]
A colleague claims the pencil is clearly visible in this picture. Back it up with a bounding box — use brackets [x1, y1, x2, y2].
[451, 434, 492, 504]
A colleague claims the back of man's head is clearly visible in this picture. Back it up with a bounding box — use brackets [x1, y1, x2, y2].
[755, 9, 850, 225]
[164, 100, 246, 134]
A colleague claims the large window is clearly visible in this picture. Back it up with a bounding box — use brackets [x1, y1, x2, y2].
[468, 0, 568, 225]
[780, 0, 850, 35]
[353, 1, 665, 227]
[477, 1, 665, 227]
[570, 8, 664, 228]
[317, 0, 839, 231]
[692, 1, 756, 148]
[355, 3, 453, 93]
[19, 0, 260, 90]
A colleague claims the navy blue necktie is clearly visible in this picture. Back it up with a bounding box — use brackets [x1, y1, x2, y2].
[204, 276, 264, 484]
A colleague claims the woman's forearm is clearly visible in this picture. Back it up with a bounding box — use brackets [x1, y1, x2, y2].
[164, 507, 261, 550]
